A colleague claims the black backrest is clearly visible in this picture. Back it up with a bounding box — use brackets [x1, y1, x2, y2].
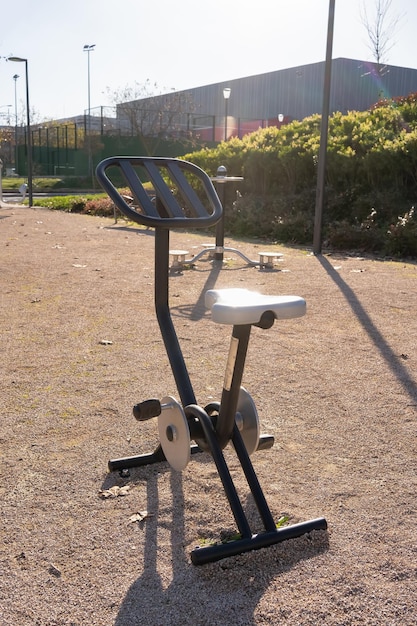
[96, 156, 223, 229]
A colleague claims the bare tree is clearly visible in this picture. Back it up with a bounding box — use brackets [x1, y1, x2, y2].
[360, 0, 404, 73]
[106, 80, 198, 153]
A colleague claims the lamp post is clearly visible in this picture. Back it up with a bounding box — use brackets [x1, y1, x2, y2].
[83, 44, 95, 180]
[13, 74, 19, 173]
[223, 87, 231, 141]
[8, 57, 33, 206]
[83, 44, 95, 130]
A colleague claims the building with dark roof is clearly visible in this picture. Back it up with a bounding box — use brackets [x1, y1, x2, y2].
[117, 57, 417, 141]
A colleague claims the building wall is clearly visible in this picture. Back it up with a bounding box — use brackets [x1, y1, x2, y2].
[120, 58, 417, 129]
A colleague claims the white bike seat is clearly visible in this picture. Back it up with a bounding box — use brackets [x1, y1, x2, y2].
[205, 288, 306, 325]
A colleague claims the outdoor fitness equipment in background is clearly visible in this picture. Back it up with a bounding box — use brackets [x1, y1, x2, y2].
[96, 156, 327, 565]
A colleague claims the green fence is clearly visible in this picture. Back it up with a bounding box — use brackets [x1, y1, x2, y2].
[17, 135, 213, 177]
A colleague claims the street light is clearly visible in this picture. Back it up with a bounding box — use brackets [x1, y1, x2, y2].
[8, 57, 33, 206]
[223, 87, 231, 141]
[83, 44, 95, 179]
[13, 74, 19, 173]
[83, 44, 95, 129]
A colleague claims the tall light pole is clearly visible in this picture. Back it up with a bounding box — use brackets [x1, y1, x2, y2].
[83, 44, 95, 180]
[223, 87, 231, 141]
[8, 57, 33, 206]
[13, 74, 19, 173]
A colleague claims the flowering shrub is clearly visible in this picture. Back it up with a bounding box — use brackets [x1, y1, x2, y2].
[387, 207, 417, 257]
[83, 197, 115, 216]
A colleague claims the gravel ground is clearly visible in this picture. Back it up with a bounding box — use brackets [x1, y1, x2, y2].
[0, 203, 416, 625]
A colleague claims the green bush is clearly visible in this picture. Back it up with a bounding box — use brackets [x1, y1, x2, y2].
[325, 214, 386, 253]
[226, 190, 315, 244]
[33, 195, 92, 212]
[30, 95, 417, 257]
[181, 95, 417, 256]
[33, 188, 129, 218]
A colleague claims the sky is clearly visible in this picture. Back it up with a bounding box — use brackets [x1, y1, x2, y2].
[0, 0, 416, 123]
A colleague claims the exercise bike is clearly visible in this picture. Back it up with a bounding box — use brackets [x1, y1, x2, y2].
[96, 156, 327, 565]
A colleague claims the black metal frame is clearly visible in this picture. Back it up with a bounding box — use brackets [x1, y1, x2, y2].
[96, 157, 327, 565]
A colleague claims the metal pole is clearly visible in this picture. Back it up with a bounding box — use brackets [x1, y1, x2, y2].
[8, 58, 32, 201]
[83, 44, 95, 180]
[214, 165, 227, 260]
[224, 97, 228, 141]
[56, 126, 60, 171]
[87, 48, 91, 178]
[313, 0, 336, 255]
[13, 74, 19, 173]
[46, 127, 50, 174]
[65, 124, 68, 163]
[24, 60, 33, 207]
[223, 88, 231, 142]
[87, 51, 91, 128]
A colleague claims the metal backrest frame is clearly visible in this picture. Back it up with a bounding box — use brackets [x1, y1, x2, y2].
[96, 156, 223, 230]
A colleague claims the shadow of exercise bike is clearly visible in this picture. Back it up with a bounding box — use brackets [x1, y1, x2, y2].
[109, 465, 328, 626]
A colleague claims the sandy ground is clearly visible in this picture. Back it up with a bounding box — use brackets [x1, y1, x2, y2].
[0, 203, 416, 625]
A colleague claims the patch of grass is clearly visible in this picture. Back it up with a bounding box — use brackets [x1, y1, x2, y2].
[2, 177, 65, 190]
